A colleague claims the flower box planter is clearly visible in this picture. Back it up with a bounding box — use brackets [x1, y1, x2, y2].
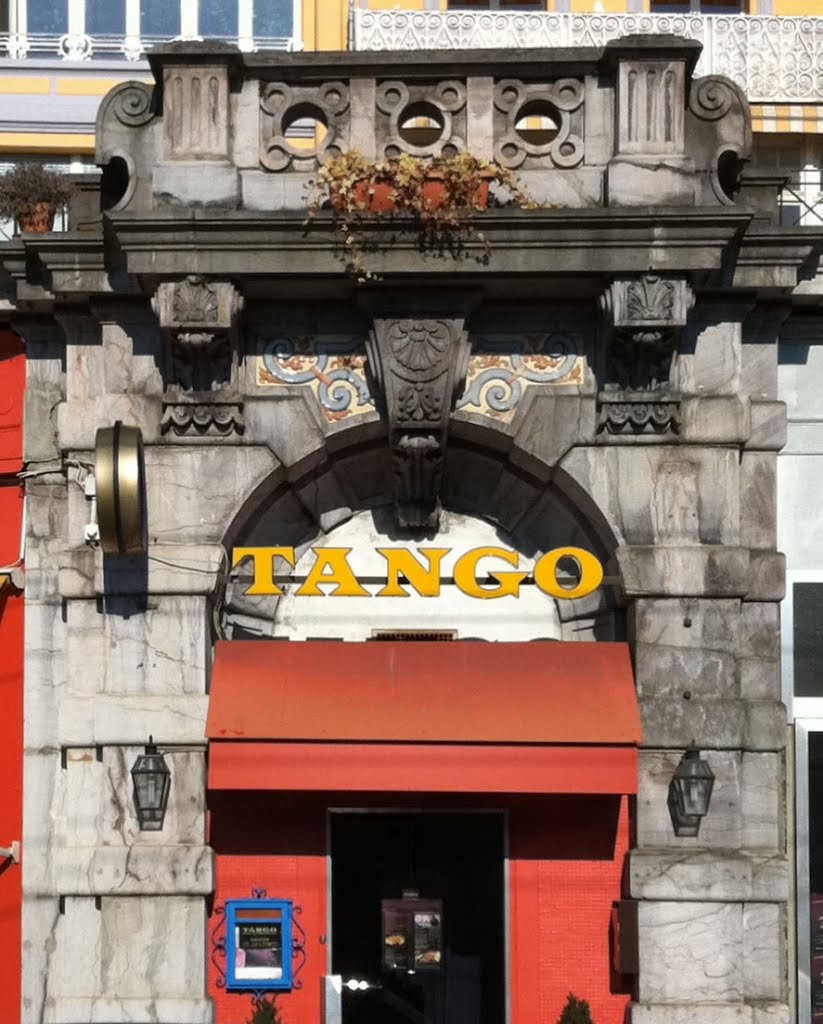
[338, 171, 494, 215]
[17, 202, 55, 233]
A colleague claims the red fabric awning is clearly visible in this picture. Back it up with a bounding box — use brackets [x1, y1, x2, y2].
[207, 640, 641, 794]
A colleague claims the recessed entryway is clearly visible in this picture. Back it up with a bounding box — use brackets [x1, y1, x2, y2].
[330, 811, 505, 1024]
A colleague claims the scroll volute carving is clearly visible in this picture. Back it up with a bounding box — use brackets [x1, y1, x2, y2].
[366, 316, 470, 530]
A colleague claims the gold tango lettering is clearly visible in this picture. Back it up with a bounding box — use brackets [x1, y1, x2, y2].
[230, 544, 604, 600]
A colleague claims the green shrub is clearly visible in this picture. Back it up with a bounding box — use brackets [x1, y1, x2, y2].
[557, 992, 594, 1024]
[247, 996, 282, 1024]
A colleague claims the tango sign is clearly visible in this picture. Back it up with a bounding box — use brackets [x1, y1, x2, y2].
[231, 545, 603, 601]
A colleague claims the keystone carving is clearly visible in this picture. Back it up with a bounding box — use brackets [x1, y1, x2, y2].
[152, 276, 244, 399]
[366, 315, 471, 530]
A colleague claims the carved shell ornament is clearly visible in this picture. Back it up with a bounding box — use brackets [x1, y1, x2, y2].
[389, 320, 450, 372]
[625, 276, 675, 323]
[173, 275, 219, 324]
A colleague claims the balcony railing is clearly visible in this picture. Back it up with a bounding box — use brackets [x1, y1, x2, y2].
[0, 31, 296, 61]
[0, 0, 300, 61]
[350, 9, 823, 105]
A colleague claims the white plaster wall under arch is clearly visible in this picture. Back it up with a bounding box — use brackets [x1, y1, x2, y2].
[268, 510, 563, 642]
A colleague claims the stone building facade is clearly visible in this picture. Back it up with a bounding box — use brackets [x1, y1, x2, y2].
[8, 35, 811, 1024]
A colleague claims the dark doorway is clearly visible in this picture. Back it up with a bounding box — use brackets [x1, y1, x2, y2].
[331, 811, 505, 1024]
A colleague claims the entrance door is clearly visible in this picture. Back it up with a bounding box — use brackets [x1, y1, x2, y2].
[331, 811, 505, 1024]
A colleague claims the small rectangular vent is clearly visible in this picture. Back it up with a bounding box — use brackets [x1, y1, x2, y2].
[371, 630, 456, 642]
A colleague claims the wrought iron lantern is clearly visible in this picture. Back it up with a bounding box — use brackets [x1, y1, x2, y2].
[130, 736, 171, 831]
[667, 744, 715, 837]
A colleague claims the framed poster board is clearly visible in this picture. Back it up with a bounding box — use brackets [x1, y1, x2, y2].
[382, 896, 443, 971]
[225, 900, 293, 991]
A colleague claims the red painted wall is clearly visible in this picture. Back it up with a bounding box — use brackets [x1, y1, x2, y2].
[208, 791, 632, 1024]
[0, 330, 24, 1024]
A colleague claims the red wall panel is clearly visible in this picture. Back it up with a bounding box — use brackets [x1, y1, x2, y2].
[0, 338, 24, 477]
[0, 331, 24, 1024]
[0, 587, 22, 1024]
[208, 792, 632, 1024]
[208, 794, 328, 1024]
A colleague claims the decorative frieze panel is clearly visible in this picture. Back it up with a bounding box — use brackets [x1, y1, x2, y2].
[494, 78, 584, 170]
[376, 79, 466, 160]
[457, 330, 584, 422]
[257, 335, 373, 422]
[256, 329, 585, 427]
[259, 82, 350, 172]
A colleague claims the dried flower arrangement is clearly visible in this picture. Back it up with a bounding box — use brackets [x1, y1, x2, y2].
[307, 149, 531, 279]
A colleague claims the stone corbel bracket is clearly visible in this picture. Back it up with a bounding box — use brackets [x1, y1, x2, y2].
[598, 275, 694, 436]
[366, 313, 471, 529]
[152, 276, 245, 435]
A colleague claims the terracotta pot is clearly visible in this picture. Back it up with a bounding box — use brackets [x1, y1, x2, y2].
[17, 202, 55, 233]
[335, 172, 492, 214]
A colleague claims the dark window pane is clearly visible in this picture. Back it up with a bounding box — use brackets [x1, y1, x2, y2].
[254, 0, 292, 39]
[0, 1, 8, 33]
[28, 0, 68, 33]
[200, 0, 237, 38]
[650, 0, 691, 10]
[141, 0, 178, 37]
[449, 1, 544, 7]
[810, 733, 823, 1020]
[795, 583, 823, 697]
[87, 0, 126, 35]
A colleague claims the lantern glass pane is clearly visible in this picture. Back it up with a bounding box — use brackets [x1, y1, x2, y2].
[673, 753, 714, 818]
[131, 751, 171, 830]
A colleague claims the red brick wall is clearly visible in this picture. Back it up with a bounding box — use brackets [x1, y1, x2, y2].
[208, 790, 632, 1024]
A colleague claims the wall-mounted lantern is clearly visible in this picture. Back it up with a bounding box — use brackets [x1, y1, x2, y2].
[667, 744, 715, 838]
[130, 737, 171, 831]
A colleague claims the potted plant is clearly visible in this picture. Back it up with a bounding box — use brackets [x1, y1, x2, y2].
[556, 992, 595, 1024]
[308, 148, 530, 279]
[0, 162, 74, 233]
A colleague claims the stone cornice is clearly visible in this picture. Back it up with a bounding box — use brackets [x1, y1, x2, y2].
[102, 207, 752, 281]
[5, 210, 823, 314]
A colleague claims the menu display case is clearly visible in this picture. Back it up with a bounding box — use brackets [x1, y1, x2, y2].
[382, 895, 443, 973]
[225, 899, 293, 991]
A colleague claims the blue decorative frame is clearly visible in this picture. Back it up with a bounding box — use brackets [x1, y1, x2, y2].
[225, 899, 294, 992]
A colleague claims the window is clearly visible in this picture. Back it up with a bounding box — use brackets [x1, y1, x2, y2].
[253, 0, 293, 40]
[649, 0, 747, 12]
[199, 0, 238, 39]
[140, 0, 178, 37]
[448, 1, 544, 10]
[795, 583, 823, 698]
[86, 0, 126, 35]
[28, 0, 68, 34]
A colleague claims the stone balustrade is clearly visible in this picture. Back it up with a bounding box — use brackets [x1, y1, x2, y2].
[95, 37, 752, 216]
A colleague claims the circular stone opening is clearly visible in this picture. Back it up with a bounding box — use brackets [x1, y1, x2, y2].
[398, 101, 445, 148]
[283, 102, 328, 151]
[514, 100, 560, 147]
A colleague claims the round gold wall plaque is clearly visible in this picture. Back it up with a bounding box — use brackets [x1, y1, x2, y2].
[95, 421, 146, 555]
